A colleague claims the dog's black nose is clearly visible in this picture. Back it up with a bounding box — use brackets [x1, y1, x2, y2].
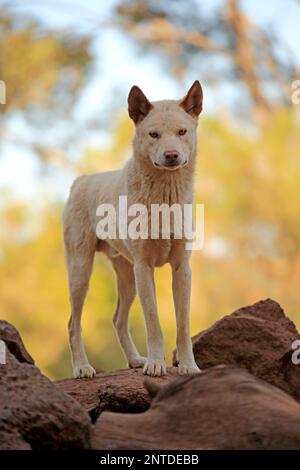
[164, 150, 179, 165]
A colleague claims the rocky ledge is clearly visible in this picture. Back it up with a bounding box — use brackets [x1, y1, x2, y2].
[1, 299, 300, 450]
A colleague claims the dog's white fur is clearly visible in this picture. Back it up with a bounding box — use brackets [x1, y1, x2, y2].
[63, 81, 203, 378]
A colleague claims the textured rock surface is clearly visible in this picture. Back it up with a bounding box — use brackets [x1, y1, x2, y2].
[92, 366, 300, 450]
[0, 332, 91, 450]
[174, 299, 300, 400]
[56, 367, 177, 422]
[2, 299, 300, 450]
[0, 320, 34, 365]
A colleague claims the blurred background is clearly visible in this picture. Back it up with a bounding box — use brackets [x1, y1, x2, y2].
[0, 0, 300, 379]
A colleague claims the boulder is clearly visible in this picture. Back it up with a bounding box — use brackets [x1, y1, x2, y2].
[56, 367, 177, 422]
[174, 299, 300, 401]
[2, 299, 300, 451]
[0, 320, 34, 365]
[0, 325, 91, 450]
[91, 366, 300, 450]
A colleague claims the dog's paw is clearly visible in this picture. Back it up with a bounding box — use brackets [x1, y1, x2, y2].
[143, 358, 166, 377]
[128, 355, 147, 368]
[178, 363, 201, 375]
[73, 363, 96, 379]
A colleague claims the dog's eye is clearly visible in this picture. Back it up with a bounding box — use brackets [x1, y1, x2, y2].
[149, 131, 159, 139]
[178, 129, 187, 136]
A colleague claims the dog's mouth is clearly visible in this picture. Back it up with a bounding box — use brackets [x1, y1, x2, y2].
[154, 160, 187, 170]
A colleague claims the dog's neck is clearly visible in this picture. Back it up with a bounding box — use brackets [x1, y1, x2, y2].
[127, 152, 196, 207]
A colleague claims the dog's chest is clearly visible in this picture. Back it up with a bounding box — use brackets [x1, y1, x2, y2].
[139, 238, 181, 267]
[142, 239, 172, 267]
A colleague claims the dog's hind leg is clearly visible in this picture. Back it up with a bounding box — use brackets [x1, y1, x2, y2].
[66, 244, 96, 379]
[111, 255, 146, 368]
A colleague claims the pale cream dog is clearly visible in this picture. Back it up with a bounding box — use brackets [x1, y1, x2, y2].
[63, 81, 203, 378]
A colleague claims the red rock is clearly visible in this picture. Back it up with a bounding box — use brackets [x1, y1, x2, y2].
[56, 367, 177, 422]
[174, 299, 300, 400]
[92, 366, 300, 450]
[0, 320, 34, 365]
[0, 335, 91, 450]
[3, 299, 300, 451]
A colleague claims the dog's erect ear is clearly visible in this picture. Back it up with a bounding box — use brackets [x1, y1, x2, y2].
[128, 85, 153, 125]
[180, 80, 203, 118]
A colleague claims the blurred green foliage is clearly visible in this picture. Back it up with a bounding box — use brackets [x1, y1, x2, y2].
[0, 9, 91, 114]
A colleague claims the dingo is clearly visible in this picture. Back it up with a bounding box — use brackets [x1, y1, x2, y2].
[63, 81, 203, 378]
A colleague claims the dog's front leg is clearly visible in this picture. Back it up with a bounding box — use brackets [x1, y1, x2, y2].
[134, 261, 166, 376]
[172, 259, 200, 375]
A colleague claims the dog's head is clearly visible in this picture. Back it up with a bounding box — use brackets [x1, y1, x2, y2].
[128, 81, 203, 171]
